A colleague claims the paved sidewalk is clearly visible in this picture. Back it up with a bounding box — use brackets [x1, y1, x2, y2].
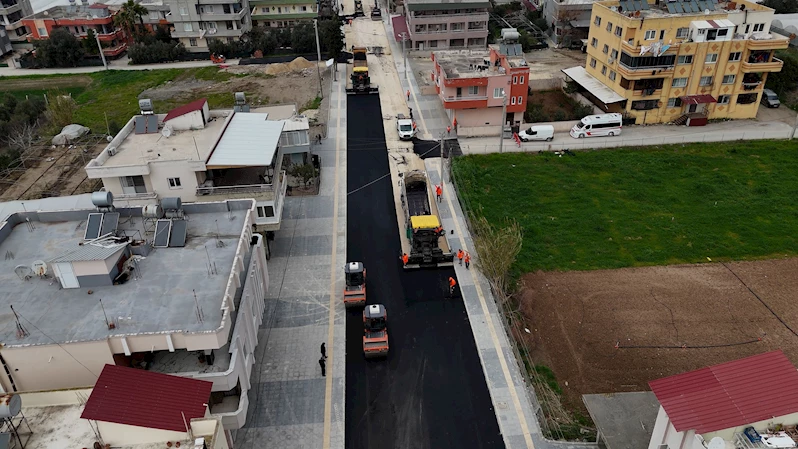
[426, 157, 599, 449]
[234, 67, 347, 449]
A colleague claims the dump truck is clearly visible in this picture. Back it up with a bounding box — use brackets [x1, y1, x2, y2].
[370, 0, 381, 20]
[354, 0, 365, 17]
[363, 304, 388, 358]
[343, 262, 366, 307]
[400, 169, 454, 269]
[346, 47, 379, 94]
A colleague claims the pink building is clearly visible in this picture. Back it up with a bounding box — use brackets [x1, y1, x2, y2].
[404, 0, 489, 50]
[432, 37, 530, 134]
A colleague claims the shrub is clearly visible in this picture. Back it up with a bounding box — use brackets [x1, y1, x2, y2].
[128, 41, 187, 64]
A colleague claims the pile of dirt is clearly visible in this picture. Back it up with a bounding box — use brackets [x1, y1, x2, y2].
[264, 63, 291, 75]
[288, 57, 316, 71]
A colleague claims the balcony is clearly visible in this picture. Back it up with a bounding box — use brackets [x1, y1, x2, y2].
[621, 39, 681, 55]
[0, 2, 22, 14]
[197, 170, 285, 202]
[745, 34, 789, 51]
[116, 191, 158, 200]
[441, 95, 488, 109]
[741, 57, 783, 73]
[198, 9, 247, 20]
[617, 64, 674, 80]
[409, 11, 488, 26]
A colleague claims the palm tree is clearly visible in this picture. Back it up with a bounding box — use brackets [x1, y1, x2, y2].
[113, 0, 149, 42]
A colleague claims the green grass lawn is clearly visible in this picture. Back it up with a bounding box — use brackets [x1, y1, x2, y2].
[452, 140, 798, 275]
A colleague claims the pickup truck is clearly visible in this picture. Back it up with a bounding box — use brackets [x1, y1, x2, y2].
[396, 114, 415, 140]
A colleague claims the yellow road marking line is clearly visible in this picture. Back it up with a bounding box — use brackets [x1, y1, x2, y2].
[323, 72, 343, 449]
[409, 81, 430, 138]
[439, 159, 535, 449]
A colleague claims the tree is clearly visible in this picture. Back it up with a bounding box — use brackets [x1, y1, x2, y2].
[766, 49, 798, 95]
[319, 17, 344, 61]
[469, 213, 523, 308]
[45, 94, 78, 129]
[83, 28, 99, 55]
[114, 0, 149, 42]
[33, 28, 85, 68]
[128, 41, 187, 64]
[291, 23, 316, 53]
[287, 162, 318, 187]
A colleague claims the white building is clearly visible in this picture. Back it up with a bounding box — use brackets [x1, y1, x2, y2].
[84, 98, 287, 231]
[648, 350, 798, 449]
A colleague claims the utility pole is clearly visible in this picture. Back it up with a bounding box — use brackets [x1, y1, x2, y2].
[400, 32, 408, 79]
[95, 32, 108, 70]
[440, 132, 447, 183]
[498, 93, 507, 153]
[314, 19, 324, 99]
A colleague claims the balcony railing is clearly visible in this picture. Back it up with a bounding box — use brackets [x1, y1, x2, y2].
[741, 57, 783, 73]
[197, 183, 275, 196]
[116, 192, 158, 200]
[443, 95, 488, 101]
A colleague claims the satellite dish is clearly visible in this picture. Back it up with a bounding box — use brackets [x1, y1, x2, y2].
[162, 125, 172, 138]
[106, 135, 113, 142]
[31, 260, 47, 276]
[704, 8, 710, 13]
[708, 437, 727, 449]
[14, 265, 33, 281]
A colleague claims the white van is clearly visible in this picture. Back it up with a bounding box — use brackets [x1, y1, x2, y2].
[518, 125, 554, 142]
[570, 113, 623, 138]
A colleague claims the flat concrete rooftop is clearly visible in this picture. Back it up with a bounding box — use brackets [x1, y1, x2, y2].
[435, 50, 508, 79]
[0, 201, 252, 348]
[28, 5, 111, 20]
[101, 112, 228, 167]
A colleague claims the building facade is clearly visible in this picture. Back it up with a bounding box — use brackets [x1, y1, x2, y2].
[166, 0, 251, 53]
[22, 1, 128, 57]
[543, 0, 592, 46]
[405, 0, 489, 50]
[0, 0, 31, 44]
[0, 25, 12, 54]
[250, 0, 317, 28]
[432, 33, 530, 135]
[567, 0, 788, 124]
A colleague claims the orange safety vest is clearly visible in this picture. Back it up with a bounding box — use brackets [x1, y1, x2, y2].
[401, 254, 409, 265]
[449, 277, 456, 287]
[436, 185, 442, 195]
[457, 250, 464, 260]
[465, 254, 471, 263]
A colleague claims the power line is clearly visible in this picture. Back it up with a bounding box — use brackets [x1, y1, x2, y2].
[346, 142, 441, 195]
[16, 311, 100, 380]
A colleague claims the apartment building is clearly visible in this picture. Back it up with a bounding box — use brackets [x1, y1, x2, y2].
[136, 0, 172, 30]
[250, 0, 317, 28]
[22, 1, 128, 57]
[85, 98, 288, 232]
[543, 0, 593, 46]
[167, 0, 251, 52]
[0, 25, 11, 54]
[564, 0, 788, 125]
[405, 0, 489, 50]
[432, 30, 530, 135]
[0, 0, 31, 44]
[0, 194, 268, 433]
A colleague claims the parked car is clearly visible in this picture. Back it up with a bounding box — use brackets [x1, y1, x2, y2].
[761, 89, 780, 108]
[518, 125, 554, 142]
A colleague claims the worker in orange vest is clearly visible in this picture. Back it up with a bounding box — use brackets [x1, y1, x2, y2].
[457, 249, 464, 265]
[453, 117, 458, 129]
[447, 125, 451, 135]
[448, 276, 457, 295]
[464, 252, 471, 269]
[413, 121, 417, 131]
[400, 253, 409, 266]
[435, 184, 442, 203]
[406, 89, 410, 101]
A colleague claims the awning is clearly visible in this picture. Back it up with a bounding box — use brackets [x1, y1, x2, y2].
[679, 94, 717, 105]
[206, 113, 284, 169]
[562, 66, 626, 104]
[570, 19, 590, 28]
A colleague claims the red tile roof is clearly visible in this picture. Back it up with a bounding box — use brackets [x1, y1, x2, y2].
[163, 98, 207, 122]
[81, 364, 212, 432]
[649, 351, 798, 434]
[679, 94, 717, 105]
[88, 3, 108, 8]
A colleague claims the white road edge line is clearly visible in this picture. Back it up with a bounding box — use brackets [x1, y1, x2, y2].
[439, 158, 535, 449]
[323, 70, 343, 449]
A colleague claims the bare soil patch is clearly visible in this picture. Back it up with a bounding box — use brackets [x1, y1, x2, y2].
[517, 259, 798, 413]
[0, 75, 93, 91]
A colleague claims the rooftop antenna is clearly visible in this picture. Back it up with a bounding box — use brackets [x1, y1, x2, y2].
[192, 290, 204, 323]
[10, 306, 28, 338]
[99, 299, 115, 329]
[215, 220, 225, 248]
[204, 245, 217, 275]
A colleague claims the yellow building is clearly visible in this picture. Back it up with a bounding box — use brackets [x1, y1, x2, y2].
[563, 0, 789, 125]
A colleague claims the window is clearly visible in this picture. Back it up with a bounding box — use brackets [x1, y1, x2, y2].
[37, 27, 47, 36]
[206, 5, 213, 12]
[745, 24, 750, 34]
[718, 29, 728, 36]
[511, 96, 516, 105]
[676, 27, 689, 39]
[753, 23, 765, 32]
[183, 23, 193, 31]
[737, 93, 757, 104]
[729, 52, 741, 62]
[601, 65, 607, 75]
[120, 176, 147, 194]
[189, 38, 197, 46]
[609, 70, 616, 81]
[279, 130, 310, 147]
[520, 76, 524, 84]
[517, 96, 522, 105]
[468, 85, 479, 95]
[590, 58, 597, 68]
[603, 44, 609, 54]
[660, 30, 665, 39]
[667, 98, 682, 107]
[615, 25, 622, 37]
[672, 77, 688, 87]
[168, 177, 182, 189]
[722, 74, 735, 84]
[644, 30, 656, 40]
[677, 55, 693, 64]
[705, 53, 718, 63]
[301, 5, 307, 10]
[718, 94, 731, 104]
[513, 75, 518, 84]
[179, 5, 188, 15]
[631, 100, 659, 110]
[610, 49, 618, 60]
[149, 11, 160, 20]
[493, 88, 505, 98]
[256, 206, 275, 218]
[591, 37, 598, 47]
[594, 16, 601, 26]
[699, 76, 713, 86]
[606, 22, 612, 32]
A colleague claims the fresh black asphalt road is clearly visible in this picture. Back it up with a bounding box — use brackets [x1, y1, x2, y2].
[345, 94, 504, 449]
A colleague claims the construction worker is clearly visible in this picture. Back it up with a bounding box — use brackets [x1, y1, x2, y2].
[409, 108, 413, 120]
[435, 184, 442, 203]
[319, 357, 326, 377]
[453, 117, 458, 130]
[457, 249, 464, 265]
[320, 342, 327, 360]
[400, 253, 409, 266]
[447, 125, 451, 135]
[448, 276, 457, 295]
[406, 89, 411, 101]
[413, 121, 417, 131]
[464, 252, 471, 269]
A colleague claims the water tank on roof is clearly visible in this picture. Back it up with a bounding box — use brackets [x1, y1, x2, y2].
[0, 395, 21, 419]
[501, 28, 520, 41]
[162, 197, 182, 211]
[142, 204, 164, 219]
[91, 191, 114, 208]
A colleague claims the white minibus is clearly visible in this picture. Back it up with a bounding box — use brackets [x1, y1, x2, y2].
[570, 113, 623, 138]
